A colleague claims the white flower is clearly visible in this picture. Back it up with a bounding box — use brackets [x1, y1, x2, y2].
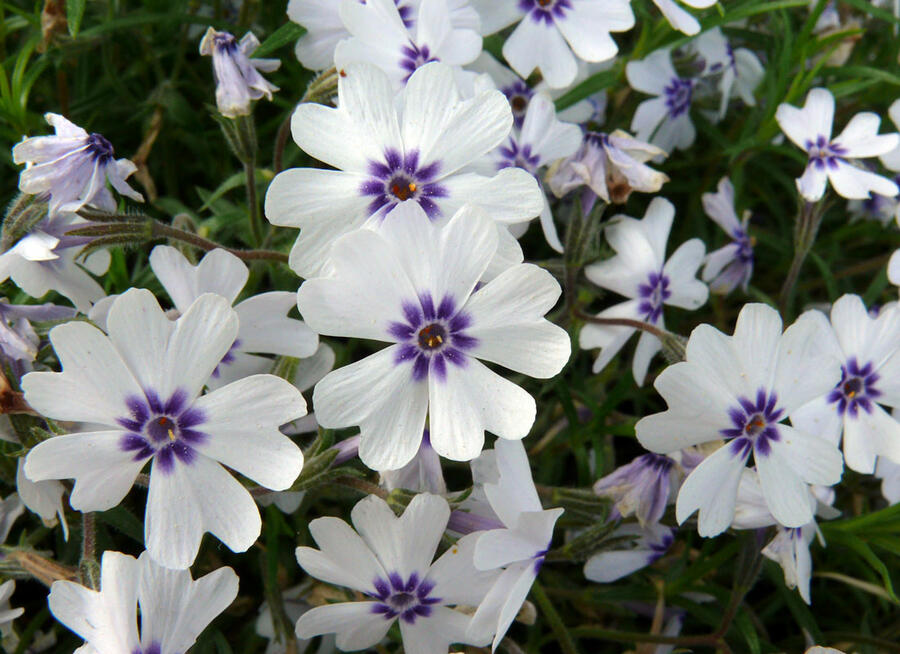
[690, 27, 763, 118]
[875, 456, 900, 504]
[701, 177, 754, 294]
[295, 493, 498, 651]
[148, 245, 319, 388]
[0, 581, 23, 640]
[636, 303, 844, 536]
[199, 28, 280, 118]
[651, 0, 715, 35]
[0, 213, 111, 313]
[466, 440, 564, 651]
[48, 550, 238, 653]
[265, 61, 542, 278]
[22, 288, 307, 568]
[790, 295, 900, 473]
[879, 97, 900, 171]
[256, 584, 326, 654]
[485, 93, 582, 252]
[470, 0, 634, 89]
[298, 203, 570, 470]
[335, 0, 482, 90]
[762, 524, 818, 604]
[890, 249, 900, 287]
[547, 129, 669, 206]
[580, 197, 708, 386]
[12, 113, 143, 216]
[0, 492, 23, 544]
[776, 87, 900, 201]
[381, 430, 448, 494]
[0, 417, 69, 539]
[0, 301, 73, 365]
[583, 522, 675, 583]
[626, 49, 697, 153]
[288, 0, 480, 71]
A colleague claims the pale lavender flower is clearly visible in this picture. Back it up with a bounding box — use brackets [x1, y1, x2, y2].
[12, 113, 143, 217]
[0, 301, 73, 366]
[593, 453, 680, 526]
[701, 177, 754, 294]
[199, 28, 280, 118]
[583, 522, 676, 583]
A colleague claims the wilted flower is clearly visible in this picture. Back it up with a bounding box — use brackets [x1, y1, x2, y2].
[547, 130, 669, 206]
[593, 453, 680, 526]
[12, 113, 143, 216]
[583, 523, 676, 583]
[199, 28, 280, 118]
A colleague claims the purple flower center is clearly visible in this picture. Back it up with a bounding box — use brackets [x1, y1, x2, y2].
[400, 42, 438, 81]
[721, 388, 784, 458]
[372, 572, 440, 624]
[132, 644, 161, 654]
[733, 228, 754, 264]
[805, 134, 847, 171]
[117, 389, 207, 474]
[827, 358, 880, 418]
[497, 138, 541, 174]
[86, 133, 114, 163]
[389, 293, 478, 382]
[664, 78, 693, 119]
[361, 149, 447, 219]
[212, 31, 238, 53]
[637, 272, 671, 323]
[520, 0, 572, 23]
[502, 81, 534, 129]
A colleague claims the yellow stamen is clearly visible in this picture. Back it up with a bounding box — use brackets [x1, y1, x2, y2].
[168, 429, 176, 441]
[408, 182, 417, 193]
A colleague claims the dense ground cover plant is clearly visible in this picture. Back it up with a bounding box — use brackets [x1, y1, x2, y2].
[0, 0, 899, 652]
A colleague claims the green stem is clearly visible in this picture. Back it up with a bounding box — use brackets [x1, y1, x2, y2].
[273, 113, 292, 174]
[245, 158, 262, 246]
[531, 581, 580, 654]
[778, 199, 826, 316]
[151, 221, 288, 263]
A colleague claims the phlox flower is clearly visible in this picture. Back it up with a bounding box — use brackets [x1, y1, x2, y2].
[890, 249, 900, 287]
[651, 0, 715, 35]
[0, 580, 22, 640]
[879, 97, 900, 172]
[381, 430, 448, 494]
[199, 28, 280, 118]
[484, 93, 582, 252]
[875, 457, 900, 504]
[0, 300, 73, 367]
[288, 0, 480, 71]
[0, 418, 69, 539]
[790, 295, 900, 473]
[690, 27, 764, 119]
[297, 203, 570, 470]
[148, 246, 319, 388]
[335, 0, 482, 90]
[593, 453, 680, 526]
[636, 303, 844, 536]
[0, 493, 23, 544]
[776, 87, 900, 201]
[265, 61, 541, 278]
[48, 550, 238, 653]
[295, 493, 498, 652]
[12, 113, 143, 216]
[22, 288, 307, 568]
[701, 177, 754, 294]
[626, 49, 698, 153]
[469, 0, 634, 89]
[579, 197, 708, 386]
[0, 212, 111, 313]
[467, 440, 564, 651]
[583, 523, 675, 583]
[547, 129, 669, 206]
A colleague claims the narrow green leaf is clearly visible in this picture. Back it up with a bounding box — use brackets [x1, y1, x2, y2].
[67, 0, 86, 37]
[253, 23, 306, 59]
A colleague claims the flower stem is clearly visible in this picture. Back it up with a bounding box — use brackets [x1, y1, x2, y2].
[531, 581, 580, 654]
[573, 310, 669, 340]
[778, 199, 826, 316]
[150, 221, 288, 263]
[245, 157, 262, 246]
[273, 113, 292, 174]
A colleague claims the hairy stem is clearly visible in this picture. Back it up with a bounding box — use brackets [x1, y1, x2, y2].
[151, 221, 288, 263]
